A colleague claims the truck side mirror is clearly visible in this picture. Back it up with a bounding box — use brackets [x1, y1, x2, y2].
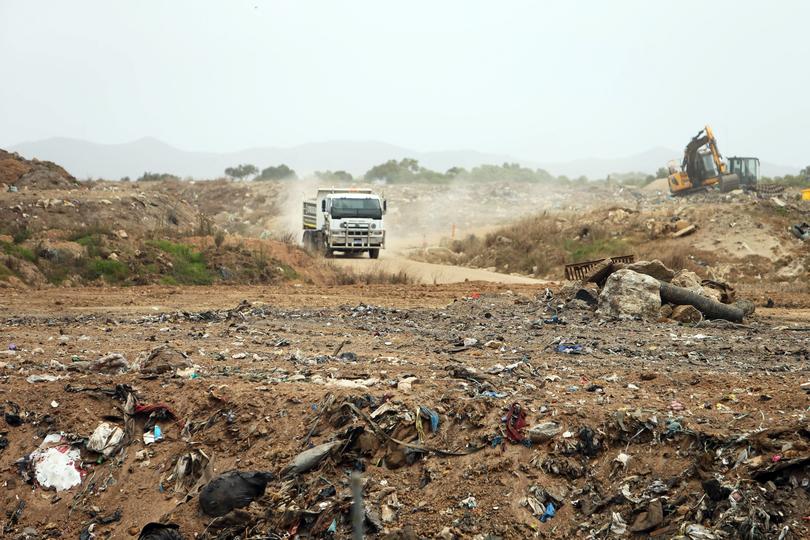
[383, 200, 387, 213]
[321, 200, 326, 212]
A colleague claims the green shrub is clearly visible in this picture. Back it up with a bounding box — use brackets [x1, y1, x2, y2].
[564, 237, 629, 263]
[12, 227, 30, 244]
[1, 241, 37, 262]
[148, 239, 213, 285]
[82, 258, 129, 283]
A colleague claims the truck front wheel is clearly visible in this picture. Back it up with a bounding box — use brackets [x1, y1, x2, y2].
[369, 249, 380, 259]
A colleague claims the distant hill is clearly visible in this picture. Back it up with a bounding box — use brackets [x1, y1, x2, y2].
[8, 137, 799, 180]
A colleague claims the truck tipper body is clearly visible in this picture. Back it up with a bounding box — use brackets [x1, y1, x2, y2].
[302, 188, 387, 258]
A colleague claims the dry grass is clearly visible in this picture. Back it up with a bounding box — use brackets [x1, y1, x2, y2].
[441, 212, 637, 277]
[321, 261, 415, 285]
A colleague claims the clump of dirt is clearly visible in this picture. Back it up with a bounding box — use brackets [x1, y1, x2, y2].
[0, 148, 82, 190]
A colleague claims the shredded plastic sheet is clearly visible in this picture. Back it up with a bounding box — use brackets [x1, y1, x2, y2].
[30, 434, 83, 491]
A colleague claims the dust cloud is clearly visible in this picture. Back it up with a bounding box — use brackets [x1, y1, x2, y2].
[271, 176, 560, 253]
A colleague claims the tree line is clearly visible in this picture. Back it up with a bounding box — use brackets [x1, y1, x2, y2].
[220, 159, 589, 185]
[133, 161, 807, 186]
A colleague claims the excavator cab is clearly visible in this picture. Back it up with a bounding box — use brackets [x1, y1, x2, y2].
[727, 157, 760, 189]
[696, 149, 720, 182]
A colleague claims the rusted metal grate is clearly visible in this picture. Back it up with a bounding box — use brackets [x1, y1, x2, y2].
[564, 255, 635, 281]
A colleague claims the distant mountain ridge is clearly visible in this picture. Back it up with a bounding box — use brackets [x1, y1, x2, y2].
[8, 137, 798, 180]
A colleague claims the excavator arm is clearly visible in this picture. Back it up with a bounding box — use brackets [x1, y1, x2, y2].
[680, 125, 726, 184]
[703, 125, 726, 175]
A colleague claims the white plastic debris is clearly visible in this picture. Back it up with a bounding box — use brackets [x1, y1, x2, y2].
[87, 423, 124, 457]
[26, 374, 61, 383]
[50, 401, 59, 408]
[29, 434, 83, 491]
[458, 496, 477, 509]
[143, 425, 163, 445]
[683, 524, 718, 539]
[610, 511, 628, 535]
[615, 452, 631, 467]
[397, 376, 418, 392]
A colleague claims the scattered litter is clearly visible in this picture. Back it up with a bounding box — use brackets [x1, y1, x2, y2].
[283, 440, 344, 478]
[556, 343, 583, 354]
[26, 374, 61, 383]
[28, 434, 83, 491]
[87, 422, 124, 457]
[791, 222, 810, 240]
[527, 422, 561, 442]
[138, 522, 183, 540]
[199, 470, 274, 517]
[143, 425, 163, 445]
[503, 403, 527, 443]
[539, 502, 555, 522]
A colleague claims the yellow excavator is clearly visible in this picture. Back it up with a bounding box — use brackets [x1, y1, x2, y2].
[668, 125, 752, 196]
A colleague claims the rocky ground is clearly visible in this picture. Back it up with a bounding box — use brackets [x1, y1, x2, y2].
[1, 282, 808, 539]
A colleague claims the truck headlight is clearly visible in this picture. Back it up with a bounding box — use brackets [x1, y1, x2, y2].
[341, 223, 348, 228]
[370, 223, 377, 229]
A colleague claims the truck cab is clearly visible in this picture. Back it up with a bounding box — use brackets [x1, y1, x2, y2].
[303, 188, 387, 258]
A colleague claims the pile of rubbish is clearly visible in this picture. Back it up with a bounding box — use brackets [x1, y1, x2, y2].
[560, 257, 754, 324]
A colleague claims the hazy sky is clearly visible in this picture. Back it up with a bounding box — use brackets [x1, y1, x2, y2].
[1, 1, 808, 166]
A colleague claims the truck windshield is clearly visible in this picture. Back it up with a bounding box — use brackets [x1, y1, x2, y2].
[330, 198, 382, 219]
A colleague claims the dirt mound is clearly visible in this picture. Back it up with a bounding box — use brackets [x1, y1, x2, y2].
[419, 189, 809, 283]
[0, 149, 82, 190]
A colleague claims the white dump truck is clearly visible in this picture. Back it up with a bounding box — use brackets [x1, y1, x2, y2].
[302, 188, 387, 258]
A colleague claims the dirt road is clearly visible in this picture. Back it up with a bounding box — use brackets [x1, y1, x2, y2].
[329, 249, 543, 285]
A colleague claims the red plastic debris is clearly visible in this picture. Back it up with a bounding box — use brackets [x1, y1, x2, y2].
[503, 403, 527, 443]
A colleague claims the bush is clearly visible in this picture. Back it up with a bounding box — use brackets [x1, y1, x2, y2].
[256, 164, 297, 181]
[148, 239, 213, 285]
[1, 241, 37, 262]
[82, 258, 129, 283]
[214, 230, 226, 250]
[138, 172, 180, 182]
[12, 227, 30, 244]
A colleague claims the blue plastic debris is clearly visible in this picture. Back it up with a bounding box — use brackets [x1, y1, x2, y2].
[480, 391, 507, 399]
[490, 435, 504, 447]
[539, 502, 556, 522]
[154, 425, 163, 441]
[556, 343, 583, 354]
[419, 406, 440, 432]
[327, 518, 337, 534]
[665, 417, 683, 435]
